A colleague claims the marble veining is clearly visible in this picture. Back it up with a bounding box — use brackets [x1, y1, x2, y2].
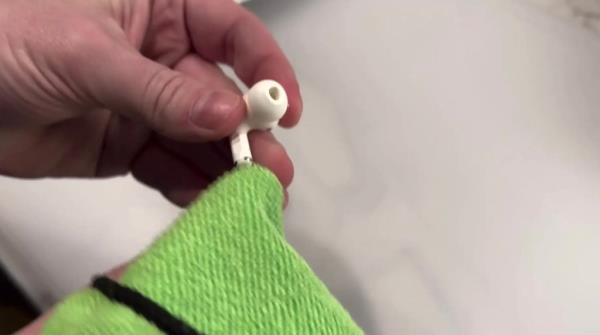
[527, 0, 600, 33]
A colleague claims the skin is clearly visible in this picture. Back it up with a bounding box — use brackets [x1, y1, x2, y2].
[0, 0, 301, 205]
[0, 0, 302, 332]
[17, 264, 128, 334]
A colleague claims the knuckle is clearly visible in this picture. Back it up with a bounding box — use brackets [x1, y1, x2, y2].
[142, 69, 189, 133]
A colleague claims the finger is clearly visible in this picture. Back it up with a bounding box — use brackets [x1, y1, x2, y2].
[88, 48, 245, 142]
[168, 55, 240, 177]
[184, 0, 302, 127]
[155, 131, 294, 191]
[173, 54, 240, 93]
[16, 313, 49, 335]
[131, 139, 211, 206]
[169, 55, 294, 187]
[249, 131, 294, 188]
[16, 265, 127, 335]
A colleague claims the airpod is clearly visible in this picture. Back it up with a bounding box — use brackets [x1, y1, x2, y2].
[230, 80, 288, 165]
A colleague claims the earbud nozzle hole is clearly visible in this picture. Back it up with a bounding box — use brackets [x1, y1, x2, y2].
[268, 87, 280, 101]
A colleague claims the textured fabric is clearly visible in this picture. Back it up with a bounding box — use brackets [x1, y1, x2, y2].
[43, 166, 363, 335]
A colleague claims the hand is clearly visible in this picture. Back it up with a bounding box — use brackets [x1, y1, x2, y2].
[17, 264, 128, 335]
[0, 0, 301, 206]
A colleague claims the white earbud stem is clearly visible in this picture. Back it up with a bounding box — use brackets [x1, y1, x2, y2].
[230, 80, 288, 165]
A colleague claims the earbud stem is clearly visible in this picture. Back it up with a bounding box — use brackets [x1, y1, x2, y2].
[231, 131, 252, 166]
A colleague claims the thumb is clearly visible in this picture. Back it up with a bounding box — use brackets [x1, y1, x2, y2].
[89, 50, 245, 141]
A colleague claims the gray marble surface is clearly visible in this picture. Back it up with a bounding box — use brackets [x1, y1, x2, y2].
[527, 0, 600, 33]
[2, 0, 600, 334]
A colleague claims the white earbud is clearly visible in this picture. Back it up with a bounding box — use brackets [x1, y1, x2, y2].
[230, 79, 288, 165]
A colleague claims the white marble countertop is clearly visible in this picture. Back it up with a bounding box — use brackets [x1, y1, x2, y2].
[2, 0, 600, 334]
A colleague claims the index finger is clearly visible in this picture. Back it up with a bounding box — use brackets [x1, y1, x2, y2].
[184, 0, 302, 127]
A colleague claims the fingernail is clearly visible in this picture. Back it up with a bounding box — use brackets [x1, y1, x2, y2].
[192, 92, 242, 130]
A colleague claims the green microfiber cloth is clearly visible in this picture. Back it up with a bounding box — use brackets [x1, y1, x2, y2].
[43, 165, 363, 335]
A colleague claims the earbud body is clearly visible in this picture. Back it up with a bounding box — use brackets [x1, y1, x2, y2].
[230, 80, 288, 165]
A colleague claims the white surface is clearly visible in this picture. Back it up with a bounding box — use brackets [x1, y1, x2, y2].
[2, 0, 600, 334]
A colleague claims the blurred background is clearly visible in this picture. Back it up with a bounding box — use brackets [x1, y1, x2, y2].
[3, 0, 600, 334]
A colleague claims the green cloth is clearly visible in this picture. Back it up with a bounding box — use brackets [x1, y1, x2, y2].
[43, 166, 363, 335]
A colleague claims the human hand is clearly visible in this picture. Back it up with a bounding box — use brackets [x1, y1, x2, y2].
[0, 0, 301, 205]
[16, 264, 128, 335]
